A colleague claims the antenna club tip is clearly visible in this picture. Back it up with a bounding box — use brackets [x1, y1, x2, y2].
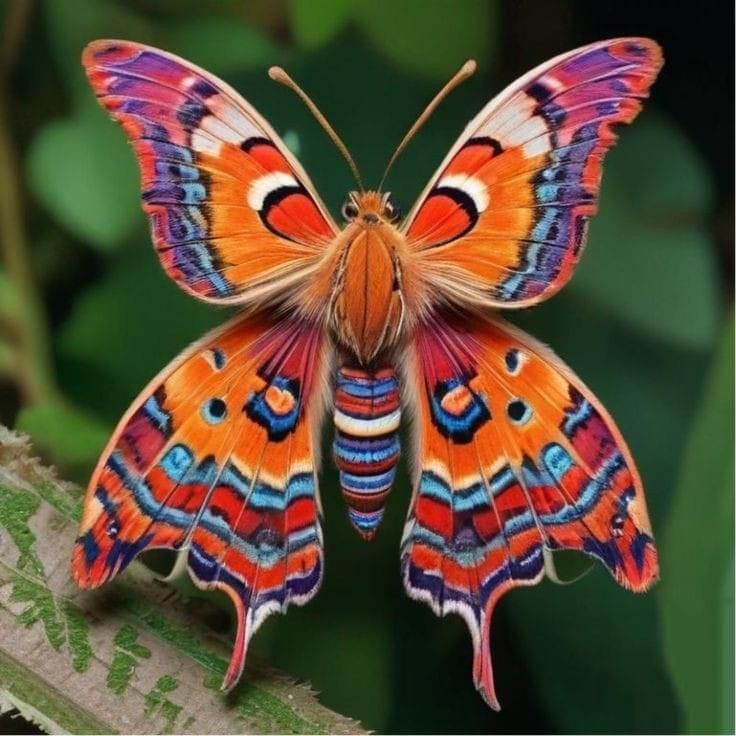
[462, 59, 477, 76]
[268, 66, 286, 81]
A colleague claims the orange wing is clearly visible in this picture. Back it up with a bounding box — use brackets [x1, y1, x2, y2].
[83, 40, 337, 305]
[403, 38, 663, 308]
[401, 311, 657, 709]
[72, 315, 331, 690]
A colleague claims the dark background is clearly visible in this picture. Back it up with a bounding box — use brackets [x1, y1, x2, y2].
[1, 0, 733, 733]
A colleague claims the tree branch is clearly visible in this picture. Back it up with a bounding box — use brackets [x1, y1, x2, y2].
[0, 426, 363, 734]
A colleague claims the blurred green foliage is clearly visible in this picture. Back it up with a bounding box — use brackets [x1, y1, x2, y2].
[1, 0, 733, 733]
[662, 316, 735, 733]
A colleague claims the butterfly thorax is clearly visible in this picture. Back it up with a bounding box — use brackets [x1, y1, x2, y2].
[304, 190, 413, 365]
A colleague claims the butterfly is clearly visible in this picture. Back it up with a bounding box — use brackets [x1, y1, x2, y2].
[72, 37, 663, 710]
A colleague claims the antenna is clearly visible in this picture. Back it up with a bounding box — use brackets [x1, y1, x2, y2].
[379, 59, 476, 190]
[269, 66, 364, 191]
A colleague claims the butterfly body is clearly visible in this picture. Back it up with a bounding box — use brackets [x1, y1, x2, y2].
[74, 37, 663, 709]
[333, 363, 401, 538]
[297, 189, 416, 366]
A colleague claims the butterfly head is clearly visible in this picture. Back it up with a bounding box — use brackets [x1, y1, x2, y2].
[341, 190, 401, 225]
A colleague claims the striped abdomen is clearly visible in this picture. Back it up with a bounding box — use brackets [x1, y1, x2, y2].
[333, 365, 401, 539]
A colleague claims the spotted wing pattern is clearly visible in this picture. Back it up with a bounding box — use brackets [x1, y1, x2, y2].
[83, 40, 337, 304]
[401, 312, 658, 709]
[403, 38, 663, 308]
[71, 315, 330, 689]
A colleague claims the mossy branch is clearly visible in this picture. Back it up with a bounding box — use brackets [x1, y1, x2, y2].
[0, 427, 364, 735]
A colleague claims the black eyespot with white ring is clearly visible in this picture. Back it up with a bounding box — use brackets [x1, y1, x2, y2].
[507, 398, 533, 426]
[202, 397, 228, 425]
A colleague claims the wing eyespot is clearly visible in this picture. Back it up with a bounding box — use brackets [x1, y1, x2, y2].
[507, 398, 532, 425]
[202, 397, 228, 424]
[504, 348, 520, 373]
[206, 348, 226, 370]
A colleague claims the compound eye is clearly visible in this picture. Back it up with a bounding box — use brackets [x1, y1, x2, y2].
[384, 201, 401, 222]
[341, 201, 359, 220]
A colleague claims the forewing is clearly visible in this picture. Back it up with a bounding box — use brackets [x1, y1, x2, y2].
[72, 315, 331, 690]
[401, 311, 657, 708]
[403, 38, 663, 308]
[83, 40, 337, 305]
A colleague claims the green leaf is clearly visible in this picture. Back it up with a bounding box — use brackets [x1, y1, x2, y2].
[57, 246, 221, 421]
[573, 114, 719, 349]
[0, 340, 15, 379]
[0, 270, 20, 320]
[289, 0, 356, 49]
[355, 0, 496, 80]
[661, 313, 735, 734]
[43, 0, 152, 107]
[25, 110, 140, 250]
[15, 403, 109, 476]
[162, 17, 282, 75]
[0, 270, 21, 378]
